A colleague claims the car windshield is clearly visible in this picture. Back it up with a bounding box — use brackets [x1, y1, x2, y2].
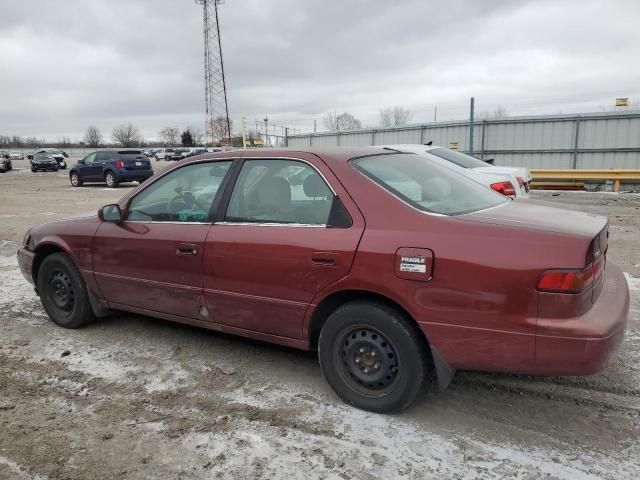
[428, 148, 489, 169]
[353, 153, 506, 216]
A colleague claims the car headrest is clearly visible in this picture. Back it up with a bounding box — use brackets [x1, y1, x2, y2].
[303, 173, 331, 198]
[257, 177, 291, 211]
[421, 177, 452, 202]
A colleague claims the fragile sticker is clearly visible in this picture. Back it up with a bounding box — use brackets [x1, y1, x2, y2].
[399, 256, 427, 273]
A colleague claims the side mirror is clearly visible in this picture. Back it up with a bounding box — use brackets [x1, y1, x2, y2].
[78, 159, 85, 165]
[484, 158, 495, 165]
[99, 204, 122, 223]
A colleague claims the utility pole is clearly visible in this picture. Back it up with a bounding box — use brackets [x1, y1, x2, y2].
[469, 97, 475, 156]
[241, 117, 247, 150]
[263, 116, 269, 147]
[434, 105, 437, 122]
[313, 119, 317, 134]
[195, 0, 231, 146]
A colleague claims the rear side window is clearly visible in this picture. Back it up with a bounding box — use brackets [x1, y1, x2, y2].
[225, 159, 334, 225]
[353, 153, 506, 216]
[95, 152, 112, 161]
[428, 148, 488, 169]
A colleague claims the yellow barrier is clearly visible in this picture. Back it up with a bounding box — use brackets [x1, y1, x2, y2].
[530, 169, 640, 192]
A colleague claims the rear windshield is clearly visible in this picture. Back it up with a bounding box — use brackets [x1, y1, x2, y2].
[353, 153, 506, 216]
[428, 148, 488, 169]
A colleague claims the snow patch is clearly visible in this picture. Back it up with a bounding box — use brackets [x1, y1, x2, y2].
[625, 272, 640, 291]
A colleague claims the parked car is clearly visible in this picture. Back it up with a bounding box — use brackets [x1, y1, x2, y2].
[30, 152, 59, 172]
[382, 144, 531, 198]
[167, 148, 187, 160]
[0, 156, 12, 172]
[9, 151, 23, 160]
[36, 149, 67, 169]
[151, 148, 174, 161]
[26, 151, 35, 160]
[17, 147, 628, 413]
[69, 149, 153, 188]
[182, 147, 207, 159]
[0, 151, 8, 159]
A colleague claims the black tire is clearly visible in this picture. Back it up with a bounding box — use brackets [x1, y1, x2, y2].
[37, 253, 95, 329]
[318, 301, 429, 413]
[105, 171, 119, 188]
[69, 172, 83, 187]
[31, 166, 37, 172]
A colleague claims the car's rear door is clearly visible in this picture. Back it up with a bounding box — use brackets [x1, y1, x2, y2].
[92, 160, 233, 318]
[202, 154, 365, 340]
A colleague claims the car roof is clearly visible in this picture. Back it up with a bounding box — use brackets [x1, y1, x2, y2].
[196, 147, 402, 166]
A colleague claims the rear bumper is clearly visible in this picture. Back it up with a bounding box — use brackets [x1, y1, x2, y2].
[116, 170, 153, 181]
[17, 248, 36, 286]
[535, 262, 629, 375]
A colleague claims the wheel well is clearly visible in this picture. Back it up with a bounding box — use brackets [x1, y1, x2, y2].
[308, 290, 429, 352]
[32, 244, 66, 285]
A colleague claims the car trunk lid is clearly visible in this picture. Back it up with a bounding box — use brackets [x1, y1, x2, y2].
[119, 151, 151, 170]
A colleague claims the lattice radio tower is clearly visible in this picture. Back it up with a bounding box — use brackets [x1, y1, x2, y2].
[195, 0, 231, 145]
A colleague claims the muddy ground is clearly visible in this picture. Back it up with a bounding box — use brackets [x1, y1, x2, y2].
[0, 164, 639, 480]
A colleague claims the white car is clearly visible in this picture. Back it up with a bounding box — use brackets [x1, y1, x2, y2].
[381, 144, 531, 198]
[9, 151, 23, 160]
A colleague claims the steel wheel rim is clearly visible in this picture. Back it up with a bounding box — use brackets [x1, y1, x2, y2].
[49, 269, 75, 313]
[334, 325, 401, 397]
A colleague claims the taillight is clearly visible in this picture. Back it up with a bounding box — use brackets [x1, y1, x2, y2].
[537, 255, 605, 293]
[490, 181, 516, 196]
[115, 160, 125, 169]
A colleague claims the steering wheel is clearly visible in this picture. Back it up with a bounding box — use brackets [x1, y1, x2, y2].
[167, 194, 189, 218]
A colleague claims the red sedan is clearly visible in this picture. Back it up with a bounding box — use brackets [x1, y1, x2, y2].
[17, 148, 629, 412]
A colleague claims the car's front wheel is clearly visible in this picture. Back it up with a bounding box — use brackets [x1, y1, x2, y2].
[70, 172, 83, 187]
[318, 301, 429, 413]
[105, 171, 119, 188]
[31, 165, 37, 172]
[37, 253, 95, 329]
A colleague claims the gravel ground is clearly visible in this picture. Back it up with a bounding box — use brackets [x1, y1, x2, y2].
[0, 165, 639, 480]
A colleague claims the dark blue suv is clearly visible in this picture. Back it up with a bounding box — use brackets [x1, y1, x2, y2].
[69, 150, 153, 188]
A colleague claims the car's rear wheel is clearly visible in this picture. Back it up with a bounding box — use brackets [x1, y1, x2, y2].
[318, 301, 429, 413]
[70, 172, 82, 187]
[105, 171, 118, 188]
[37, 253, 95, 329]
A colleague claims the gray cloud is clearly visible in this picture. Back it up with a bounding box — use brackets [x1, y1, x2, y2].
[0, 0, 638, 140]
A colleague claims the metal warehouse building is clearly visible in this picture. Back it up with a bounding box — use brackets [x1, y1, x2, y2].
[286, 111, 640, 170]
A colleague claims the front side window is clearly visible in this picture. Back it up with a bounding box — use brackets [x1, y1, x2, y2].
[128, 161, 231, 222]
[82, 153, 96, 164]
[225, 159, 334, 225]
[353, 153, 506, 216]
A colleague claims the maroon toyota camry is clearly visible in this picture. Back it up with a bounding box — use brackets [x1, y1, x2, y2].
[17, 148, 629, 412]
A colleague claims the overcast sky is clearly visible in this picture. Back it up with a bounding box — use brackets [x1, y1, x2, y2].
[0, 0, 638, 141]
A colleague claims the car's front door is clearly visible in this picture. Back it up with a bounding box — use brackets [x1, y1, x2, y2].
[202, 156, 365, 340]
[92, 160, 233, 318]
[78, 152, 100, 180]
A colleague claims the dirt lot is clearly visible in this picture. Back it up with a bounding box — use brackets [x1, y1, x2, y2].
[1, 164, 639, 480]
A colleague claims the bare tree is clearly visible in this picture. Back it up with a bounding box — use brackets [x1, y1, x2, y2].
[10, 135, 23, 147]
[84, 126, 103, 148]
[159, 127, 180, 146]
[379, 106, 413, 127]
[323, 111, 362, 132]
[190, 127, 204, 145]
[24, 136, 45, 148]
[207, 116, 233, 144]
[478, 106, 509, 120]
[112, 123, 141, 147]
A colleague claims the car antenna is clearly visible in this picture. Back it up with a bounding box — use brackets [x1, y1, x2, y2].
[424, 141, 433, 146]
